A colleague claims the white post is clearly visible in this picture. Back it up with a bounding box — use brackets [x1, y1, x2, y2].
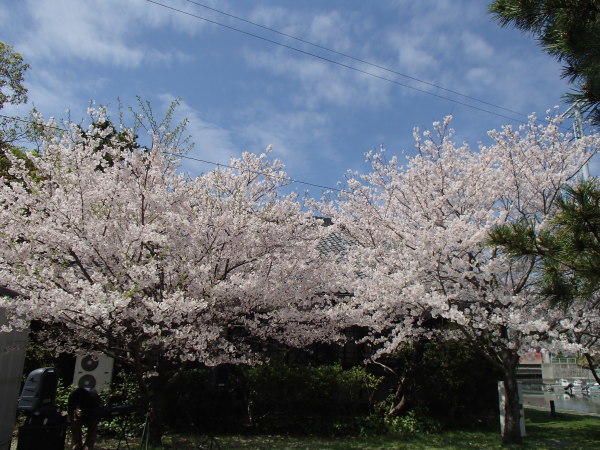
[0, 308, 29, 450]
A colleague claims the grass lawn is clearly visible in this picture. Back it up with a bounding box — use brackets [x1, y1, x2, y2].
[68, 408, 600, 449]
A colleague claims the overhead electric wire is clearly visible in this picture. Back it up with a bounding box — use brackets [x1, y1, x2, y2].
[175, 152, 342, 191]
[143, 0, 528, 125]
[0, 113, 341, 191]
[1, 1, 583, 189]
[181, 0, 527, 120]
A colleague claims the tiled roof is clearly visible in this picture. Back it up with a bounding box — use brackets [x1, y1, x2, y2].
[314, 217, 355, 256]
[317, 231, 354, 256]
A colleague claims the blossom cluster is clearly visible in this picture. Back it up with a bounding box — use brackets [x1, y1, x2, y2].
[0, 110, 339, 371]
[1, 109, 598, 379]
[318, 112, 599, 362]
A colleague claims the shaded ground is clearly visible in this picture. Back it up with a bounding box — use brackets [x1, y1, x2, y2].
[13, 408, 600, 449]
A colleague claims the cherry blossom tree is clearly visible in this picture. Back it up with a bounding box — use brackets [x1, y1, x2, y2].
[319, 112, 599, 443]
[0, 109, 337, 443]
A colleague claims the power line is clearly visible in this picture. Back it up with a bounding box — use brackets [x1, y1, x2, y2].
[181, 0, 527, 120]
[0, 114, 65, 132]
[175, 153, 341, 191]
[0, 114, 341, 192]
[143, 0, 527, 124]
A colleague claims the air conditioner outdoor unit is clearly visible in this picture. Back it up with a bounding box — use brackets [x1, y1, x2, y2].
[73, 354, 114, 391]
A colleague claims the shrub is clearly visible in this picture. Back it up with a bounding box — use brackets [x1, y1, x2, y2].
[161, 366, 247, 434]
[244, 363, 381, 434]
[375, 340, 501, 427]
[385, 408, 442, 436]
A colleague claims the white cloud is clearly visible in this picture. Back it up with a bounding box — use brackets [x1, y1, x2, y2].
[246, 6, 291, 32]
[305, 11, 355, 52]
[27, 70, 82, 116]
[386, 32, 438, 77]
[157, 96, 338, 181]
[14, 0, 208, 68]
[1, 67, 102, 125]
[241, 1, 508, 111]
[390, 0, 480, 30]
[492, 55, 566, 113]
[248, 7, 358, 52]
[234, 102, 356, 190]
[383, 2, 487, 84]
[242, 5, 390, 109]
[242, 46, 391, 109]
[465, 67, 496, 91]
[379, 0, 571, 118]
[460, 32, 495, 60]
[157, 95, 241, 175]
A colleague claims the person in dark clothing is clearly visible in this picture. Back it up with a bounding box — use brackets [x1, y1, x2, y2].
[67, 387, 102, 450]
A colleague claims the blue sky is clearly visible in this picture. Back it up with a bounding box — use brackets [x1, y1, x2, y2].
[1, 0, 593, 197]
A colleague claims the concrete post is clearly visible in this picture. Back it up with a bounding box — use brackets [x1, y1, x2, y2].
[0, 308, 29, 450]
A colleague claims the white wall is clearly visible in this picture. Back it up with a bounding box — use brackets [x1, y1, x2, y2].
[0, 309, 28, 450]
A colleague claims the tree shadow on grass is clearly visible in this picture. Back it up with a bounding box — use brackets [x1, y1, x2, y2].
[525, 409, 600, 448]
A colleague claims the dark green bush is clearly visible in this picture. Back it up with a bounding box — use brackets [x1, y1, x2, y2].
[44, 371, 145, 437]
[375, 340, 501, 428]
[161, 366, 247, 434]
[385, 408, 442, 436]
[97, 370, 146, 436]
[244, 363, 381, 434]
[20, 335, 499, 438]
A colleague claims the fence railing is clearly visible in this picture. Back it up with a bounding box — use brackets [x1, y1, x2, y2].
[551, 357, 578, 365]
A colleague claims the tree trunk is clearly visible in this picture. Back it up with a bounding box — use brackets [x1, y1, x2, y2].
[385, 375, 410, 419]
[500, 349, 522, 444]
[583, 353, 600, 385]
[136, 366, 167, 447]
[383, 342, 426, 420]
[144, 396, 164, 448]
[144, 406, 165, 447]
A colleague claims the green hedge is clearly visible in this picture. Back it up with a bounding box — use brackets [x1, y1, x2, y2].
[244, 363, 381, 434]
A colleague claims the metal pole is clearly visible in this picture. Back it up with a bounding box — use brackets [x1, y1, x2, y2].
[575, 108, 590, 181]
[566, 102, 589, 181]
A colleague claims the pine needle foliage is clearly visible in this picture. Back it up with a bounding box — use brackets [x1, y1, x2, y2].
[488, 178, 600, 307]
[489, 0, 600, 125]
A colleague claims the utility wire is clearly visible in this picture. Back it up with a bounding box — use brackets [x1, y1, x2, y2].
[143, 0, 527, 124]
[0, 114, 65, 132]
[176, 152, 341, 191]
[181, 0, 527, 119]
[0, 114, 341, 191]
